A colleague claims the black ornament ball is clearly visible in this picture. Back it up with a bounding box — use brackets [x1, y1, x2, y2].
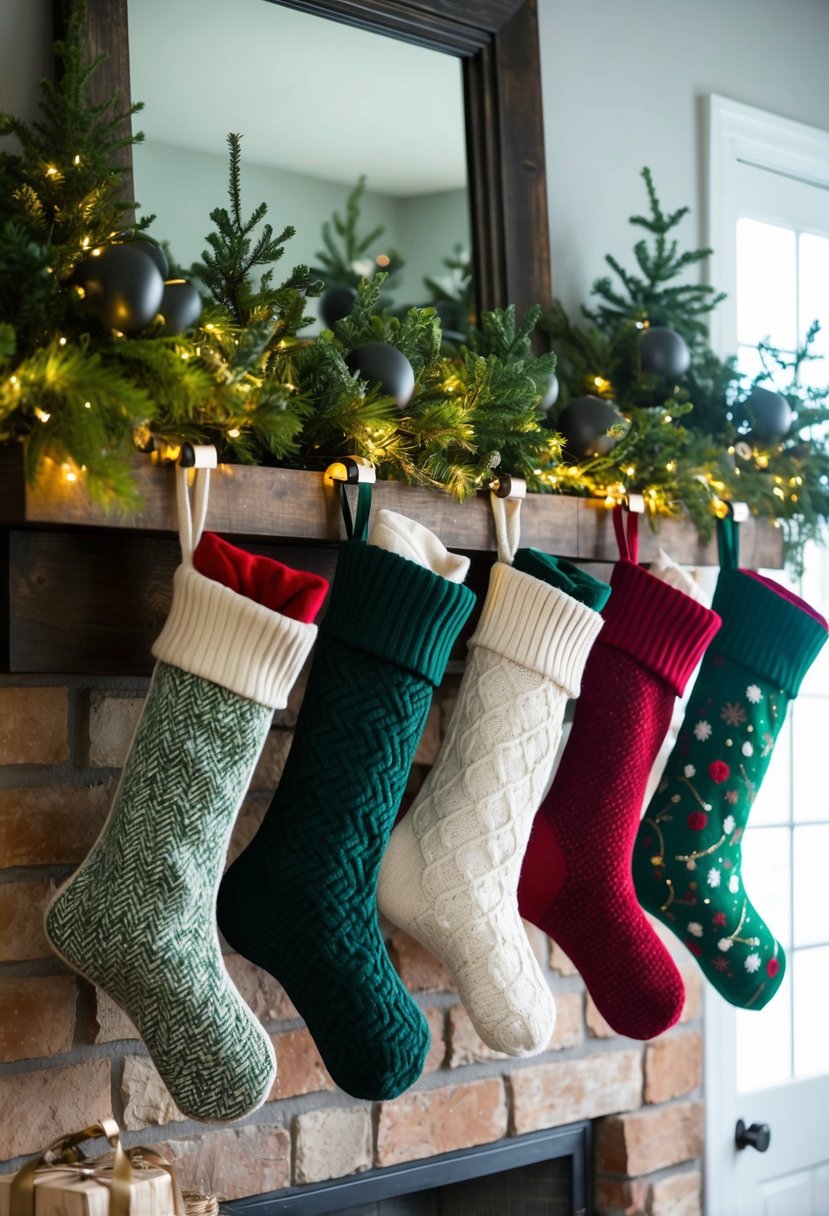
[640, 326, 691, 379]
[75, 245, 165, 335]
[346, 341, 415, 411]
[556, 394, 625, 460]
[158, 279, 202, 335]
[538, 371, 560, 412]
[133, 239, 169, 280]
[319, 285, 357, 328]
[743, 386, 793, 441]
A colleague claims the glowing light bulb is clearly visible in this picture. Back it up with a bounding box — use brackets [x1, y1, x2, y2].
[35, 407, 51, 423]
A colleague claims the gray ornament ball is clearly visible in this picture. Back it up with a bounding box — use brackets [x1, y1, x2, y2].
[133, 239, 169, 280]
[320, 285, 357, 328]
[640, 326, 691, 379]
[556, 394, 625, 460]
[538, 371, 560, 412]
[744, 386, 793, 441]
[75, 245, 164, 335]
[346, 341, 415, 411]
[158, 279, 202, 335]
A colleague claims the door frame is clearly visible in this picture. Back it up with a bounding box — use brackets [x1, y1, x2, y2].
[704, 94, 829, 1216]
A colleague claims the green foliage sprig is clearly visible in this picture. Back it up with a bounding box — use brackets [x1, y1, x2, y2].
[313, 175, 404, 289]
[542, 167, 829, 570]
[2, 0, 827, 565]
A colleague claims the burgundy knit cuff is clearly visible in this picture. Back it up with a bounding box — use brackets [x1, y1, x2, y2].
[599, 559, 721, 696]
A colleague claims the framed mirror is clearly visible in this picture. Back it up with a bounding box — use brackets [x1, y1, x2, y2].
[61, 0, 551, 319]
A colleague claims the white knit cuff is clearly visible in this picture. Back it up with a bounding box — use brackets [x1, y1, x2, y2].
[651, 548, 711, 606]
[367, 509, 470, 583]
[152, 565, 317, 709]
[469, 562, 603, 697]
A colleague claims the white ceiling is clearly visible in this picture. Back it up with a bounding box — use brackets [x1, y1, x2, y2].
[128, 0, 468, 197]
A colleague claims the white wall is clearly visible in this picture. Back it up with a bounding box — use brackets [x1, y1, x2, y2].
[3, 0, 829, 318]
[538, 0, 829, 314]
[0, 0, 52, 126]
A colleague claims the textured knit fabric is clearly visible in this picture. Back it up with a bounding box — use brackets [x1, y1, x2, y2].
[45, 545, 323, 1123]
[217, 537, 475, 1099]
[153, 565, 320, 708]
[519, 558, 722, 1039]
[378, 559, 607, 1056]
[633, 563, 828, 1009]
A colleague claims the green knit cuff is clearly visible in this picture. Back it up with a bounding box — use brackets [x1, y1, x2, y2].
[712, 568, 828, 698]
[321, 540, 476, 686]
[513, 549, 611, 611]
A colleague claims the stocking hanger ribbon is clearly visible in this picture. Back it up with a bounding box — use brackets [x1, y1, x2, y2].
[490, 475, 525, 565]
[613, 500, 642, 563]
[324, 457, 375, 542]
[717, 502, 748, 571]
[175, 445, 217, 564]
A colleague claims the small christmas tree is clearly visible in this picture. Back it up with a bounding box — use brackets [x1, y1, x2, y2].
[542, 167, 829, 568]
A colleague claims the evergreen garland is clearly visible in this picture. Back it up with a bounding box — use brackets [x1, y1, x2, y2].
[1, 4, 827, 565]
[542, 167, 829, 570]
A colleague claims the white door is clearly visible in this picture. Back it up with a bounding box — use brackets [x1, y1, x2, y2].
[705, 97, 829, 1216]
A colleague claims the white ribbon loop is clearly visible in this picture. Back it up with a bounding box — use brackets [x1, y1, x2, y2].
[176, 464, 211, 565]
[490, 488, 523, 565]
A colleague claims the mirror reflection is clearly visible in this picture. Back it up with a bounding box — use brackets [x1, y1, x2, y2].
[128, 0, 471, 329]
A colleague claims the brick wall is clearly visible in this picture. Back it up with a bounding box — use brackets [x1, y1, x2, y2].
[0, 672, 704, 1216]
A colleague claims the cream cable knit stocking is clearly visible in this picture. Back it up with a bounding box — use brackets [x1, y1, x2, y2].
[378, 561, 603, 1055]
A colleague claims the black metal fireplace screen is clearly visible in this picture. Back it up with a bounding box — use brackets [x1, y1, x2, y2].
[226, 1123, 591, 1216]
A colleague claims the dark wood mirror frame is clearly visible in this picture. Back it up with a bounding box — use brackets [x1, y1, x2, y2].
[55, 0, 551, 319]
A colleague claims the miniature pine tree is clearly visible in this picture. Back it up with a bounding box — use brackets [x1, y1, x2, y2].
[313, 176, 404, 289]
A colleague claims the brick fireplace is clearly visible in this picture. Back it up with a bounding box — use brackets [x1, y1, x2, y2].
[0, 668, 704, 1216]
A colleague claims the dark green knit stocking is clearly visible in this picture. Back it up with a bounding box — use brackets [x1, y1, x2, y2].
[633, 518, 827, 1009]
[217, 540, 474, 1099]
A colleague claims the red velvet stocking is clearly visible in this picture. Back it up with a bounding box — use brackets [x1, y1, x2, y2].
[518, 508, 722, 1038]
[194, 532, 329, 622]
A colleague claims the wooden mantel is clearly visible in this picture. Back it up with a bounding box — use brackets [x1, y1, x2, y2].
[0, 446, 783, 675]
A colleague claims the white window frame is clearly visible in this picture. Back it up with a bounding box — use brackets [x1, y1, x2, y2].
[704, 94, 829, 1216]
[706, 94, 829, 360]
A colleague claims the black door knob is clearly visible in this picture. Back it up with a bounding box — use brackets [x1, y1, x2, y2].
[735, 1119, 771, 1152]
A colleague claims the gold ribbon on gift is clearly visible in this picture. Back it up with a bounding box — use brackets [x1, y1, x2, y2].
[9, 1119, 184, 1216]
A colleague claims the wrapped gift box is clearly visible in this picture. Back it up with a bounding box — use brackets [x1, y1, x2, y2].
[0, 1159, 176, 1216]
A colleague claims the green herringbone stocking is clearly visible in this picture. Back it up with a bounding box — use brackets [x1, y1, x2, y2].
[218, 531, 475, 1100]
[45, 468, 323, 1122]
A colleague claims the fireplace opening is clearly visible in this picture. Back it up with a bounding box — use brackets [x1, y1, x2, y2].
[226, 1123, 591, 1216]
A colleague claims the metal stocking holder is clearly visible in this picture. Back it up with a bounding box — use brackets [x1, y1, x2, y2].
[324, 456, 375, 541]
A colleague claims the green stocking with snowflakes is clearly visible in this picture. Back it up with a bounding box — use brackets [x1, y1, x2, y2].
[633, 516, 827, 1009]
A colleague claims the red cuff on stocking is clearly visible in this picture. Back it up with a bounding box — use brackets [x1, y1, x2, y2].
[194, 532, 329, 623]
